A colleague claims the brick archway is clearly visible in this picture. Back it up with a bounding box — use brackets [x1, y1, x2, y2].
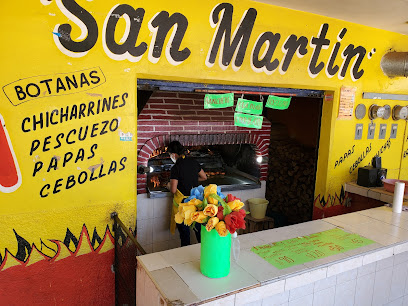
[137, 92, 271, 194]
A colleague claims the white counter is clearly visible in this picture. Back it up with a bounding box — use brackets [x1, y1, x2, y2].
[136, 206, 408, 305]
[345, 181, 408, 205]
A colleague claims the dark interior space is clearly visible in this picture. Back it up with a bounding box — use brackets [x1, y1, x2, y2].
[265, 97, 323, 226]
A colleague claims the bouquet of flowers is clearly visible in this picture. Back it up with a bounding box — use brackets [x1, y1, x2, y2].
[174, 184, 247, 236]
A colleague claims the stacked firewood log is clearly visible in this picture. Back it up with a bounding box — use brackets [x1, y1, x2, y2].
[265, 137, 317, 225]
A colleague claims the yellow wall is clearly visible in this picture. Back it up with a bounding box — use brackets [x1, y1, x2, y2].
[1, 0, 408, 282]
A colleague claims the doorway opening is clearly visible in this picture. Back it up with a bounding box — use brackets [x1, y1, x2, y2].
[136, 79, 324, 228]
[265, 96, 323, 226]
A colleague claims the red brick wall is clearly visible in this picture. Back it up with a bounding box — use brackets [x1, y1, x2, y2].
[137, 92, 271, 194]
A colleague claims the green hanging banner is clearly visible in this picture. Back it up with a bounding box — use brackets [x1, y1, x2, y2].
[204, 93, 234, 109]
[266, 95, 291, 110]
[234, 112, 263, 129]
[235, 98, 263, 115]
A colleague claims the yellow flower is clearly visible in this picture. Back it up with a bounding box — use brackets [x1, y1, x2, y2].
[207, 197, 218, 205]
[204, 184, 218, 204]
[191, 211, 208, 223]
[177, 202, 188, 212]
[205, 217, 219, 232]
[227, 199, 244, 211]
[179, 204, 196, 217]
[183, 205, 195, 226]
[203, 204, 218, 217]
[215, 221, 228, 237]
[183, 209, 195, 226]
[186, 198, 203, 206]
[174, 212, 184, 224]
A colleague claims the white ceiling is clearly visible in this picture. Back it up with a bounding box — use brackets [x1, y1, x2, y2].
[253, 0, 408, 35]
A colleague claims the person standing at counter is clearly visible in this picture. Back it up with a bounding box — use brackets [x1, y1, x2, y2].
[167, 141, 207, 246]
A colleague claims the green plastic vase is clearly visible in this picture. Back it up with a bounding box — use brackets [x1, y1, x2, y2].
[200, 225, 231, 278]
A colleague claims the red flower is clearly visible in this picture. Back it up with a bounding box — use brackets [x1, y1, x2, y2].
[217, 206, 224, 221]
[227, 194, 241, 202]
[224, 209, 246, 234]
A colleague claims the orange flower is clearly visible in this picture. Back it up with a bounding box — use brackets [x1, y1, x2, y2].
[191, 211, 208, 223]
[205, 217, 219, 231]
[203, 204, 218, 217]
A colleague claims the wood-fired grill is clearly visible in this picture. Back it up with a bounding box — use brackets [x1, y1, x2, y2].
[147, 145, 260, 198]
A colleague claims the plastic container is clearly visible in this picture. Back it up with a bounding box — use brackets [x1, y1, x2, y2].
[382, 179, 408, 195]
[200, 226, 231, 278]
[248, 198, 269, 219]
[231, 232, 240, 262]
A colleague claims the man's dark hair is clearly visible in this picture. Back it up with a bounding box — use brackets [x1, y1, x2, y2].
[167, 141, 185, 155]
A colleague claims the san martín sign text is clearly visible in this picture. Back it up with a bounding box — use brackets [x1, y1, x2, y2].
[52, 1, 375, 81]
